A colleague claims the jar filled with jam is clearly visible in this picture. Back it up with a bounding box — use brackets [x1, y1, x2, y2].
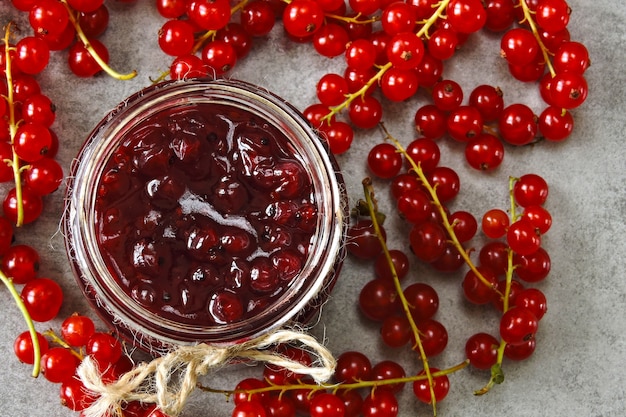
[64, 79, 347, 354]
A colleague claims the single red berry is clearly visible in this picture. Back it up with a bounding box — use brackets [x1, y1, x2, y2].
[412, 368, 450, 403]
[21, 277, 63, 322]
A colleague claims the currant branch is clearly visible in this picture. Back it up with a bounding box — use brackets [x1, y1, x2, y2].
[360, 177, 439, 416]
[197, 360, 469, 398]
[322, 0, 450, 123]
[0, 269, 41, 377]
[517, 0, 557, 77]
[191, 0, 251, 55]
[3, 23, 26, 227]
[59, 0, 137, 80]
[380, 124, 504, 299]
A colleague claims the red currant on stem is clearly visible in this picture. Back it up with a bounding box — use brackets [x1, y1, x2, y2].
[60, 0, 137, 80]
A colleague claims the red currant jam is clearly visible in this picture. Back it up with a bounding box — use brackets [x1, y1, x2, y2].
[97, 102, 318, 324]
[64, 80, 347, 352]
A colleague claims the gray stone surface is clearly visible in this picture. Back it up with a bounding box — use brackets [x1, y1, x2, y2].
[0, 1, 624, 416]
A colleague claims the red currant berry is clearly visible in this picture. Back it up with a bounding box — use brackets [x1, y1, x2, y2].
[498, 103, 538, 146]
[462, 266, 498, 304]
[514, 288, 548, 320]
[499, 306, 539, 345]
[446, 0, 487, 33]
[465, 332, 499, 370]
[14, 330, 49, 365]
[362, 388, 398, 417]
[21, 277, 63, 322]
[334, 350, 372, 383]
[371, 360, 406, 392]
[538, 106, 574, 142]
[61, 314, 96, 347]
[469, 84, 504, 122]
[349, 96, 383, 129]
[500, 28, 539, 66]
[282, 0, 325, 38]
[232, 401, 267, 417]
[513, 174, 549, 206]
[1, 244, 40, 284]
[427, 166, 460, 202]
[412, 368, 450, 403]
[481, 208, 510, 238]
[41, 347, 80, 383]
[367, 143, 402, 179]
[86, 332, 123, 370]
[553, 41, 590, 74]
[380, 315, 411, 348]
[68, 38, 109, 77]
[386, 32, 425, 70]
[535, 0, 570, 33]
[514, 247, 551, 282]
[158, 19, 195, 56]
[403, 282, 439, 321]
[316, 73, 349, 106]
[240, 0, 276, 37]
[3, 187, 44, 225]
[409, 221, 447, 262]
[414, 105, 447, 139]
[465, 133, 505, 171]
[309, 393, 346, 417]
[507, 219, 541, 256]
[14, 36, 50, 75]
[187, 0, 232, 31]
[359, 278, 400, 321]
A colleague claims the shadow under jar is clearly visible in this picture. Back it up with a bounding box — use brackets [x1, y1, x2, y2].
[64, 79, 347, 354]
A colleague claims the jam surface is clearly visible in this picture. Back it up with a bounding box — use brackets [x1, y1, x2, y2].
[95, 102, 318, 326]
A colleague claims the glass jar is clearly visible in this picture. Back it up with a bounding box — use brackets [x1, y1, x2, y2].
[63, 79, 347, 354]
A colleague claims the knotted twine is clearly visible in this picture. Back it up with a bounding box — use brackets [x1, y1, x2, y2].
[77, 328, 336, 417]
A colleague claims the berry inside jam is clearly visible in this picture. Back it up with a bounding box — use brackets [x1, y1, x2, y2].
[94, 102, 318, 326]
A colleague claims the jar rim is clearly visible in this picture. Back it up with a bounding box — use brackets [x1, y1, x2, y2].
[63, 78, 347, 352]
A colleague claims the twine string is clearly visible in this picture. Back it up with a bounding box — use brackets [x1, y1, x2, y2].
[77, 329, 336, 417]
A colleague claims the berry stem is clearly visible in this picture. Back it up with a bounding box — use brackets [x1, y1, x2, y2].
[191, 0, 251, 54]
[475, 177, 520, 395]
[43, 329, 84, 360]
[361, 177, 439, 416]
[0, 268, 41, 378]
[517, 0, 556, 77]
[325, 13, 379, 25]
[59, 0, 137, 80]
[381, 124, 503, 299]
[323, 0, 450, 123]
[3, 23, 26, 227]
[197, 360, 469, 397]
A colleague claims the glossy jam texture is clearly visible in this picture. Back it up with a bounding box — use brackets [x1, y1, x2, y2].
[94, 102, 318, 326]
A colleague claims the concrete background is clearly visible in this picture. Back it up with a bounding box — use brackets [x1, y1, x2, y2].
[0, 0, 624, 416]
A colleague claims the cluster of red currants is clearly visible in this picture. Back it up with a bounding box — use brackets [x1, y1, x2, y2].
[1, 27, 64, 225]
[156, 0, 285, 79]
[230, 345, 437, 417]
[10, 0, 137, 77]
[13, 313, 171, 417]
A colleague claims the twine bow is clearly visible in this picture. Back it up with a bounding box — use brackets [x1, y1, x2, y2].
[77, 329, 336, 417]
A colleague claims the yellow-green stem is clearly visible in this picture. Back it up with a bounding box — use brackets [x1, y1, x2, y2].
[43, 329, 84, 361]
[60, 0, 137, 80]
[0, 269, 41, 377]
[381, 124, 503, 299]
[475, 177, 521, 395]
[324, 0, 450, 122]
[198, 360, 470, 397]
[3, 23, 25, 227]
[192, 0, 251, 54]
[361, 178, 438, 416]
[518, 0, 556, 77]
